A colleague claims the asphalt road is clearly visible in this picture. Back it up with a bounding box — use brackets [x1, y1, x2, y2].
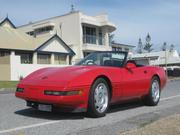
[0, 80, 180, 135]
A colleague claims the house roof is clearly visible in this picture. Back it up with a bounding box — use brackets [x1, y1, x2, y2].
[0, 26, 48, 51]
[0, 25, 75, 55]
[0, 17, 16, 28]
[111, 42, 135, 48]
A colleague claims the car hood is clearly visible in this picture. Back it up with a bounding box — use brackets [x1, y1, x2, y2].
[19, 66, 99, 87]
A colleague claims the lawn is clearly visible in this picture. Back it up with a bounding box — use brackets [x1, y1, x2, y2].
[0, 81, 19, 88]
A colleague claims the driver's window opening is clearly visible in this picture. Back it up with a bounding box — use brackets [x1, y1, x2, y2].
[76, 52, 127, 67]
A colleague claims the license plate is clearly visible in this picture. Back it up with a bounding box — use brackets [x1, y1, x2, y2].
[38, 104, 52, 112]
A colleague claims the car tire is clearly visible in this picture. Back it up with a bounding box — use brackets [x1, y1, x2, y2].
[87, 78, 110, 118]
[143, 76, 161, 106]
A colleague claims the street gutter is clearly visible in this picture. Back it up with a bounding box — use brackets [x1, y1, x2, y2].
[0, 88, 16, 94]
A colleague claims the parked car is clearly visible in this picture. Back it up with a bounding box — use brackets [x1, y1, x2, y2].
[15, 51, 167, 117]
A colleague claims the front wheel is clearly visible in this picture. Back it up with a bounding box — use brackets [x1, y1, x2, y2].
[87, 78, 110, 117]
[143, 76, 161, 106]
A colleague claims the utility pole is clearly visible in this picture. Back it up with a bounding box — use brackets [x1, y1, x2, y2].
[165, 49, 168, 77]
[70, 4, 75, 13]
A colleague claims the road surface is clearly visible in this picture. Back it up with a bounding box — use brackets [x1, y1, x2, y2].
[0, 80, 180, 135]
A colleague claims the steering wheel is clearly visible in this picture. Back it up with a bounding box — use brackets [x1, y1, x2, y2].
[86, 60, 95, 65]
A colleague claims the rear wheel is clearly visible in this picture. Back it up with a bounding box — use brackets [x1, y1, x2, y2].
[143, 76, 161, 106]
[87, 78, 110, 117]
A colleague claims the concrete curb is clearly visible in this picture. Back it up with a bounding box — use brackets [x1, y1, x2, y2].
[0, 88, 16, 94]
[168, 77, 180, 82]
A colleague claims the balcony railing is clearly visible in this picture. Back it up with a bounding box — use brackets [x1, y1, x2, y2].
[83, 35, 104, 45]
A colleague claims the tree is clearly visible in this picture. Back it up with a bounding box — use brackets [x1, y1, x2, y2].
[144, 33, 153, 52]
[137, 38, 143, 53]
[162, 42, 167, 51]
[170, 44, 175, 52]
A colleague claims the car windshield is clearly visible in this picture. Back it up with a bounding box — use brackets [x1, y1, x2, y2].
[75, 51, 127, 67]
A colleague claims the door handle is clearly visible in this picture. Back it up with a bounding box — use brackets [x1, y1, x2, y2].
[144, 70, 147, 74]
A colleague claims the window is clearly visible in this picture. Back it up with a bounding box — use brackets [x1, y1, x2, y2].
[15, 52, 33, 64]
[26, 26, 54, 36]
[37, 54, 51, 64]
[112, 47, 122, 51]
[125, 48, 129, 52]
[117, 47, 122, 51]
[0, 51, 10, 57]
[27, 26, 54, 36]
[83, 26, 96, 44]
[98, 28, 104, 45]
[26, 31, 34, 36]
[34, 26, 54, 35]
[54, 54, 66, 64]
[112, 47, 116, 51]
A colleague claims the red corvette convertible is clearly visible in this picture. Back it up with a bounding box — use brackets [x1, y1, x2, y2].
[16, 51, 167, 117]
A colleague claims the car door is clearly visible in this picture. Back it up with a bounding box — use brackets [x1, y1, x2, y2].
[122, 66, 150, 99]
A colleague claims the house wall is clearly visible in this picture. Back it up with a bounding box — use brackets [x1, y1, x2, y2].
[0, 56, 11, 80]
[10, 54, 67, 81]
[39, 37, 69, 53]
[0, 55, 10, 64]
[19, 12, 80, 45]
[0, 64, 11, 81]
[0, 21, 14, 28]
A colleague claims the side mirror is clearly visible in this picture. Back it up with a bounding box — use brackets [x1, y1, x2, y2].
[126, 62, 136, 69]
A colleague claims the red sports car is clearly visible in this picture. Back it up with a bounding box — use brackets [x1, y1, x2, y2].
[16, 51, 167, 117]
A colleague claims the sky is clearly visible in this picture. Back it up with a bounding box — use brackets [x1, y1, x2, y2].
[0, 0, 180, 52]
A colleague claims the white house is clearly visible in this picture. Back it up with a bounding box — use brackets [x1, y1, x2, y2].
[18, 11, 116, 63]
[132, 50, 180, 67]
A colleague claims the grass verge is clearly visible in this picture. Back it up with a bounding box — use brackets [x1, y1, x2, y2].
[120, 114, 180, 135]
[0, 81, 19, 89]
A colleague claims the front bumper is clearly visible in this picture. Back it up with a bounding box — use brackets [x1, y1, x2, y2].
[26, 101, 87, 112]
[15, 84, 90, 110]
